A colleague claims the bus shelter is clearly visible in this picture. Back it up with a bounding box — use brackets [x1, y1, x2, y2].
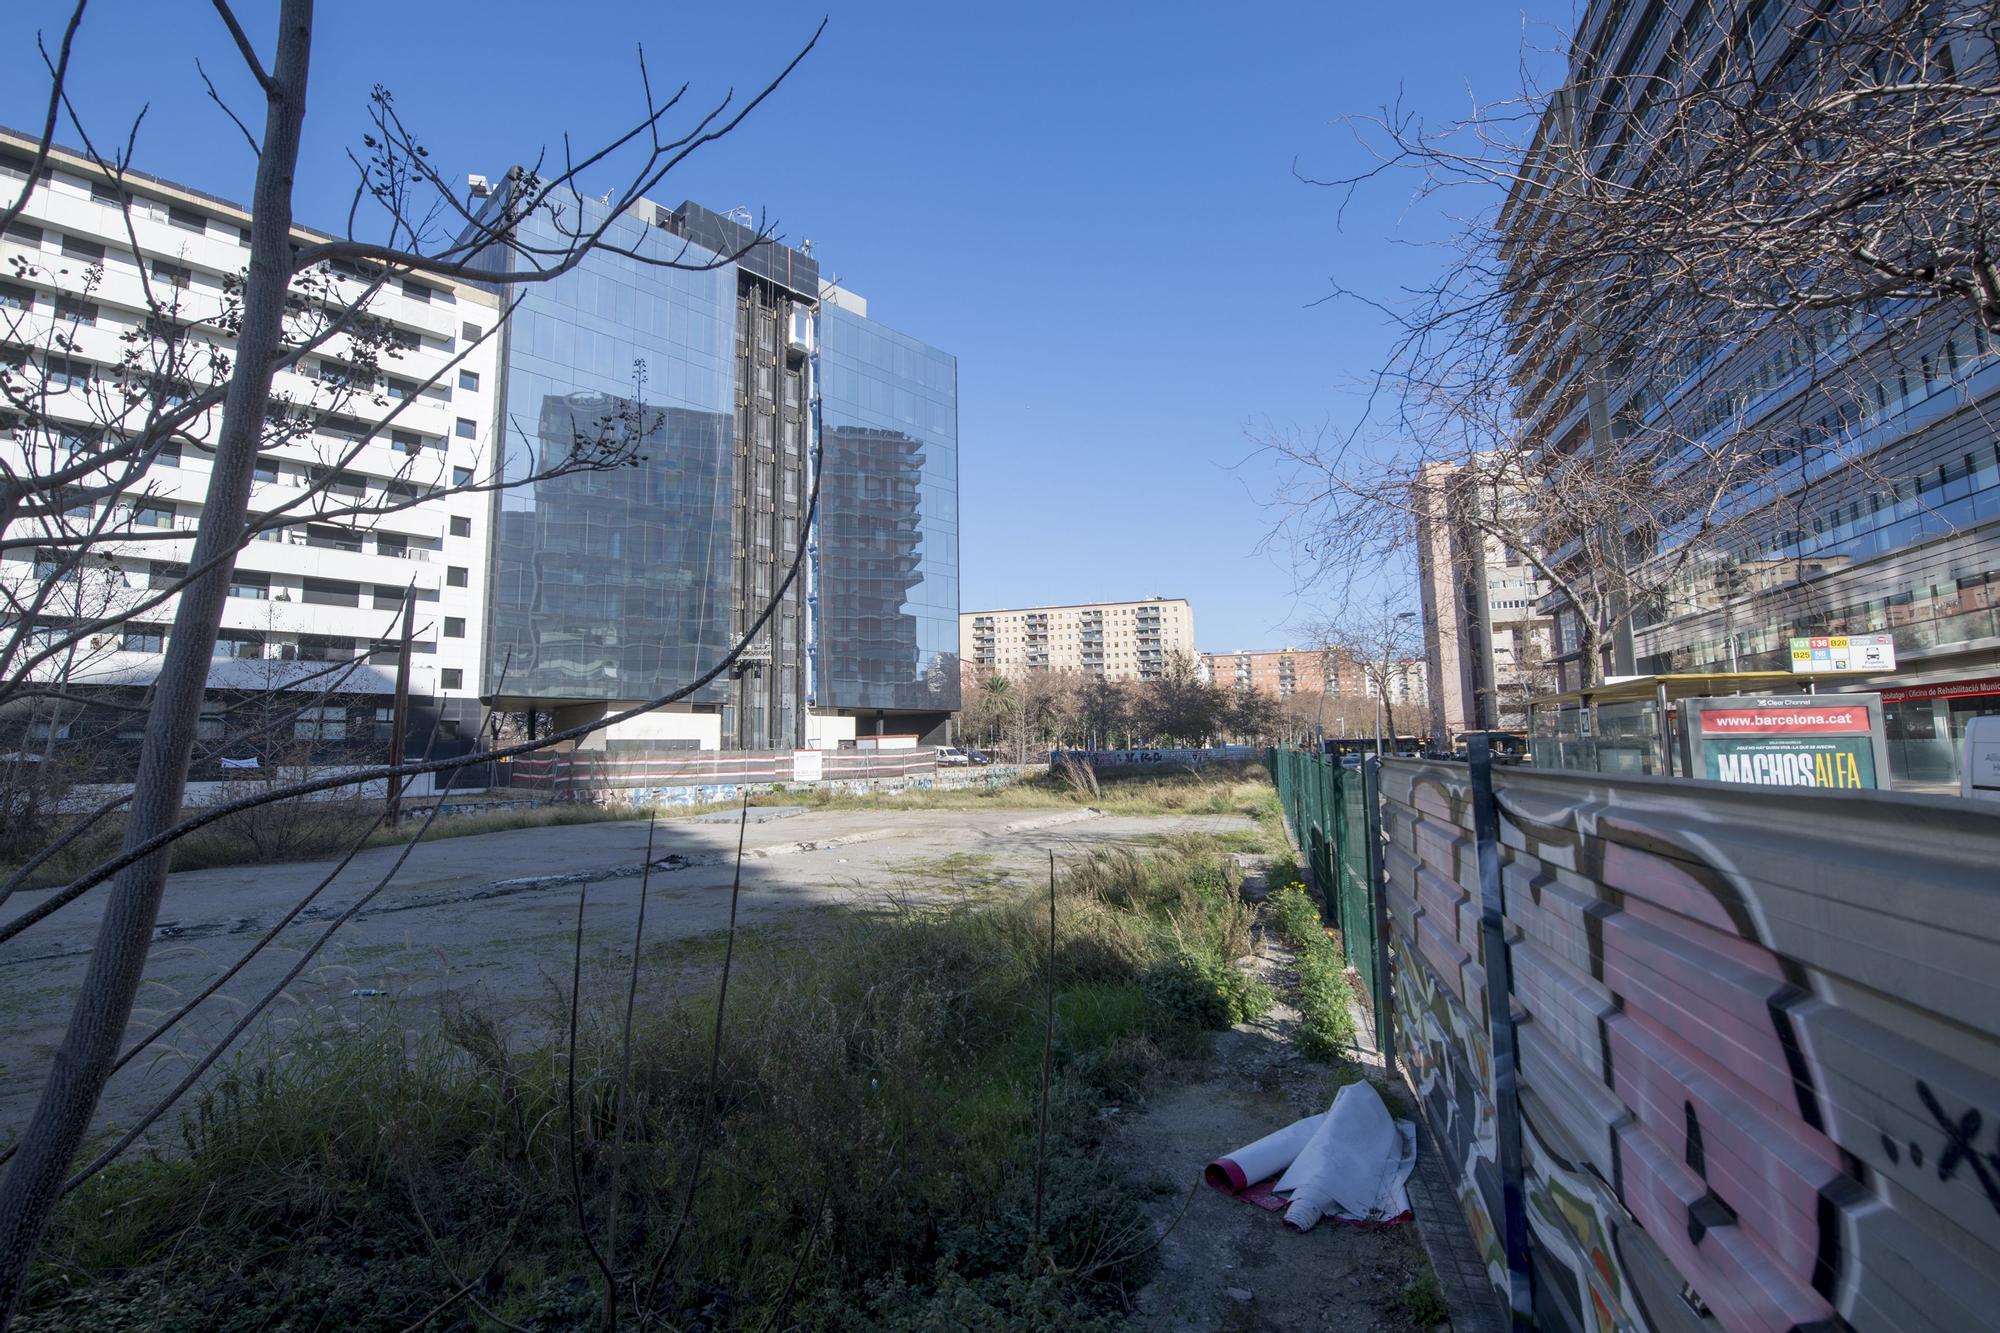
[1524, 672, 1869, 777]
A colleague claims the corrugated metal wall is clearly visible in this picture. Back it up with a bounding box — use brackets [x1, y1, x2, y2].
[1378, 756, 2000, 1332]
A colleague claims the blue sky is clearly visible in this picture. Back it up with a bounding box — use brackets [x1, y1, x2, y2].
[1, 1, 1563, 653]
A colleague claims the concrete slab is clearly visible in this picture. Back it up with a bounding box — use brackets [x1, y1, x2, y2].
[0, 803, 1257, 1142]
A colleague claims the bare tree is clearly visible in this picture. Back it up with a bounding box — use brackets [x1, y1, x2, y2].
[0, 2, 822, 1315]
[1273, 1, 2000, 687]
[1304, 599, 1424, 747]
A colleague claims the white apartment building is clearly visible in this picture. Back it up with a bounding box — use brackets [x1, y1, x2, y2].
[961, 597, 1195, 682]
[1, 130, 499, 760]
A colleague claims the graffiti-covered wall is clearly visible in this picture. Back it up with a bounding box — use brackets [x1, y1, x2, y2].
[1378, 758, 2000, 1333]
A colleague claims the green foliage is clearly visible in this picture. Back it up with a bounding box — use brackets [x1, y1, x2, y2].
[19, 832, 1272, 1331]
[1398, 1270, 1450, 1326]
[1141, 949, 1273, 1033]
[1271, 882, 1360, 1058]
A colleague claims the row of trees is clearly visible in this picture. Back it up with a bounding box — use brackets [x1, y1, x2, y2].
[956, 653, 1395, 760]
[1273, 1, 2000, 688]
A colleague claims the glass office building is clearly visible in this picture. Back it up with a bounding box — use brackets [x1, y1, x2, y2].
[471, 188, 960, 745]
[480, 198, 737, 707]
[817, 306, 961, 720]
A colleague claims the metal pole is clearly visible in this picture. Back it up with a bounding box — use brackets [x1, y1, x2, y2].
[1361, 753, 1392, 1065]
[1469, 734, 1534, 1325]
[386, 593, 414, 828]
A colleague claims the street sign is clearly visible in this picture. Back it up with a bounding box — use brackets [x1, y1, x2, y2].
[1678, 694, 1888, 790]
[1788, 633, 1895, 674]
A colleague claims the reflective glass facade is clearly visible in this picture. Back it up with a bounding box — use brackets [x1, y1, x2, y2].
[481, 200, 736, 702]
[817, 307, 960, 712]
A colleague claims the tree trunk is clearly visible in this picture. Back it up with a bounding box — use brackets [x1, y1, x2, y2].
[0, 5, 315, 1317]
[1576, 620, 1602, 689]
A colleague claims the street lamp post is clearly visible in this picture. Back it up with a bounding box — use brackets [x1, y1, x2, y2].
[1376, 611, 1418, 759]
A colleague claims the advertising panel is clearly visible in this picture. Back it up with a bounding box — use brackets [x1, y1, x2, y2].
[1788, 633, 1896, 673]
[1678, 694, 1888, 790]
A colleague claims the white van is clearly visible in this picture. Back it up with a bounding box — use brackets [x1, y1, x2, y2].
[935, 746, 970, 767]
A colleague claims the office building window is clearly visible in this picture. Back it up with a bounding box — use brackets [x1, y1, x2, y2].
[168, 204, 206, 233]
[441, 668, 463, 689]
[297, 635, 355, 662]
[62, 234, 105, 263]
[0, 281, 30, 311]
[452, 466, 472, 486]
[444, 616, 465, 638]
[213, 630, 264, 660]
[450, 516, 471, 538]
[455, 417, 476, 439]
[122, 624, 166, 653]
[403, 278, 434, 302]
[301, 577, 360, 607]
[151, 260, 192, 290]
[294, 706, 347, 741]
[461, 321, 481, 343]
[458, 369, 479, 392]
[54, 296, 97, 326]
[133, 502, 175, 528]
[47, 358, 92, 390]
[447, 565, 468, 588]
[229, 570, 269, 599]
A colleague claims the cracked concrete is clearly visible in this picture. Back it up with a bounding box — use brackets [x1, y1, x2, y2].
[0, 802, 1254, 1143]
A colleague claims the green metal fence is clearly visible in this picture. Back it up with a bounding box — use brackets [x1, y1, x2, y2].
[1266, 748, 1387, 1051]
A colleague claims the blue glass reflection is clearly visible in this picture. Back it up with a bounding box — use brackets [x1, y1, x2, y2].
[483, 201, 736, 701]
[816, 307, 960, 712]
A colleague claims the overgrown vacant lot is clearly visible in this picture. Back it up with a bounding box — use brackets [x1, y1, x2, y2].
[8, 766, 1349, 1330]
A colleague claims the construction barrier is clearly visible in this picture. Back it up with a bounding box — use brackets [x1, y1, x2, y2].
[1373, 744, 2000, 1332]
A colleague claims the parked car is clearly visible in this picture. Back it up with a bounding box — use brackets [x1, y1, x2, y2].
[935, 746, 970, 766]
[966, 748, 994, 766]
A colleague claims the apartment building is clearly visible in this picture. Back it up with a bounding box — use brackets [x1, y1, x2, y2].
[1, 129, 497, 774]
[1414, 460, 1555, 737]
[1202, 647, 1346, 699]
[1508, 1, 2000, 784]
[961, 597, 1193, 681]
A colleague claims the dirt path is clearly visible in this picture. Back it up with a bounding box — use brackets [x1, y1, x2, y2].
[1111, 886, 1443, 1332]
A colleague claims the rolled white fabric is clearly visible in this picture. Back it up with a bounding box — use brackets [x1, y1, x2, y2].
[1279, 1081, 1413, 1232]
[1204, 1113, 1325, 1193]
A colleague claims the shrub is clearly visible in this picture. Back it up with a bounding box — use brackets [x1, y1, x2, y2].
[1271, 883, 1359, 1057]
[1141, 948, 1272, 1034]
